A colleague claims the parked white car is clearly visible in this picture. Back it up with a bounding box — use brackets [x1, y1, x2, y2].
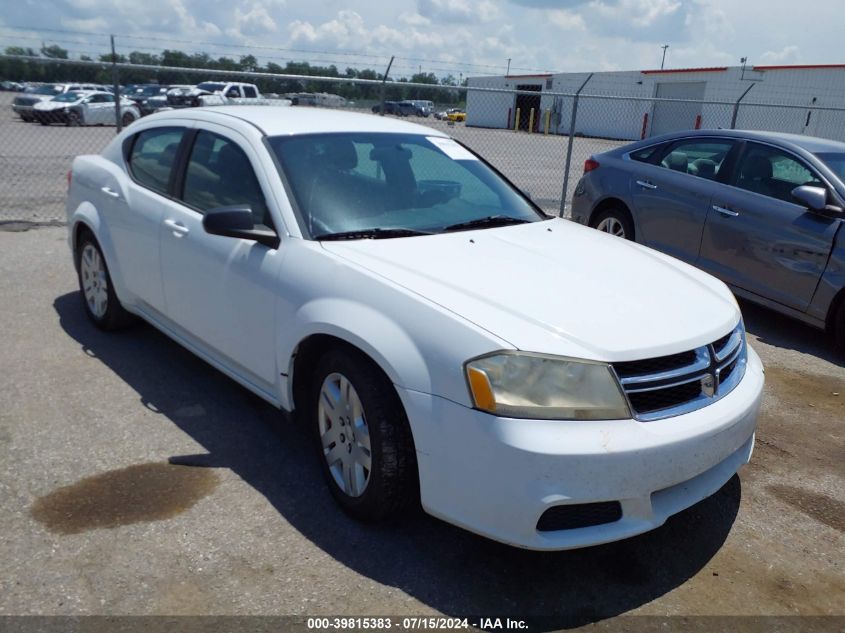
[12, 82, 105, 121]
[33, 90, 139, 127]
[65, 106, 763, 550]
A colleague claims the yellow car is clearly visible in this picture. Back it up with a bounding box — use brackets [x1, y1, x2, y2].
[446, 109, 466, 122]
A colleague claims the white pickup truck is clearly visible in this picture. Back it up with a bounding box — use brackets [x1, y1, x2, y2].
[148, 82, 290, 112]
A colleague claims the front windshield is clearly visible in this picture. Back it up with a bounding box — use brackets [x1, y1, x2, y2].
[35, 84, 62, 95]
[268, 132, 545, 238]
[53, 92, 84, 103]
[817, 153, 845, 182]
[134, 85, 164, 96]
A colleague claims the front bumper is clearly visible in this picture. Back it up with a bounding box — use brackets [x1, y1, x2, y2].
[399, 346, 763, 550]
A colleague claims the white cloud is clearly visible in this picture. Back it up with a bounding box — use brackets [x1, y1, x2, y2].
[398, 12, 431, 27]
[417, 0, 498, 24]
[546, 9, 585, 30]
[760, 45, 801, 65]
[588, 0, 681, 28]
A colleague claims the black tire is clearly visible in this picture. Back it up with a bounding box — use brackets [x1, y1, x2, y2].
[121, 112, 135, 126]
[67, 111, 81, 127]
[38, 119, 48, 126]
[834, 300, 845, 356]
[75, 232, 134, 330]
[590, 206, 635, 240]
[309, 348, 418, 522]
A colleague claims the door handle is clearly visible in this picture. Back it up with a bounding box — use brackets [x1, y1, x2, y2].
[712, 204, 739, 217]
[636, 180, 658, 190]
[100, 186, 120, 198]
[164, 219, 189, 236]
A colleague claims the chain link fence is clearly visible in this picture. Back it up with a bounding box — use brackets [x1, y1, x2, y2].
[3, 55, 845, 224]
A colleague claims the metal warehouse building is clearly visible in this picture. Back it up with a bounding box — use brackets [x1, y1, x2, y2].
[465, 64, 845, 142]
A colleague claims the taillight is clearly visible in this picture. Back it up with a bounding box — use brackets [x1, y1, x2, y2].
[584, 159, 600, 174]
[66, 170, 72, 190]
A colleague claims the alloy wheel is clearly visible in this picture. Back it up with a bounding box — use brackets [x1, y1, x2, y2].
[596, 216, 626, 238]
[318, 372, 372, 497]
[80, 243, 109, 319]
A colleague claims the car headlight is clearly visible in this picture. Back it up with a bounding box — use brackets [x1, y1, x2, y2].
[465, 352, 631, 420]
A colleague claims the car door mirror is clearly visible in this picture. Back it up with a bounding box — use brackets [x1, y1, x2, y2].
[791, 185, 844, 218]
[202, 205, 280, 248]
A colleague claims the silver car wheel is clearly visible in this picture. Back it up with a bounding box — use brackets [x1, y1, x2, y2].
[80, 244, 109, 319]
[597, 216, 626, 238]
[318, 372, 372, 497]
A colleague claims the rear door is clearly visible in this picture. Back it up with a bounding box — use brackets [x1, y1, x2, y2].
[114, 124, 189, 312]
[628, 137, 737, 264]
[698, 141, 839, 311]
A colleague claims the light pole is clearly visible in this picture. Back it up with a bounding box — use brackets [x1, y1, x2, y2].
[660, 44, 669, 70]
[506, 58, 511, 75]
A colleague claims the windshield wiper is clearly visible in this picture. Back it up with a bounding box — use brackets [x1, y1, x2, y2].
[314, 228, 434, 241]
[441, 215, 531, 233]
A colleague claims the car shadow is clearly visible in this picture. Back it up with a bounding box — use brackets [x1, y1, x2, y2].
[54, 291, 742, 629]
[739, 299, 843, 365]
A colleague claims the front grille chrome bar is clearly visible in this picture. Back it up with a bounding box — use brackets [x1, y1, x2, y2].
[612, 323, 748, 422]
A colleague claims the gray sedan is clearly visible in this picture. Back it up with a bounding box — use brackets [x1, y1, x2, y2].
[571, 130, 845, 353]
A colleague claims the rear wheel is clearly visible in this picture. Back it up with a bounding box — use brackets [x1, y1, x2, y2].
[310, 348, 417, 522]
[76, 233, 133, 330]
[590, 207, 634, 240]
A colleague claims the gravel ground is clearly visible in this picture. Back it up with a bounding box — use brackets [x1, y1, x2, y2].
[0, 225, 842, 631]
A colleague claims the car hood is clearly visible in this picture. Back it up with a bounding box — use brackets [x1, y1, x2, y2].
[321, 219, 740, 361]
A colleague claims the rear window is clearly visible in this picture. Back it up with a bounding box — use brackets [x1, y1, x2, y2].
[128, 127, 184, 195]
[629, 145, 662, 163]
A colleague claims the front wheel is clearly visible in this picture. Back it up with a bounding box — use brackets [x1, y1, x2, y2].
[590, 207, 634, 240]
[67, 111, 81, 127]
[121, 112, 135, 126]
[76, 234, 133, 330]
[310, 348, 417, 522]
[834, 301, 845, 356]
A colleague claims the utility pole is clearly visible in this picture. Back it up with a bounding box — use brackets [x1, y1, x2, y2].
[506, 58, 511, 75]
[378, 55, 394, 116]
[660, 44, 669, 70]
[740, 56, 748, 80]
[111, 34, 122, 132]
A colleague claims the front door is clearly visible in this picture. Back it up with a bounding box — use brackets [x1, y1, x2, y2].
[159, 125, 283, 394]
[698, 141, 838, 311]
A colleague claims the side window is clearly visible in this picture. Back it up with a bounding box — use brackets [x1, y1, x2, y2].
[182, 131, 271, 228]
[243, 85, 258, 98]
[736, 144, 823, 203]
[658, 139, 734, 180]
[629, 144, 663, 163]
[225, 86, 242, 98]
[128, 127, 184, 195]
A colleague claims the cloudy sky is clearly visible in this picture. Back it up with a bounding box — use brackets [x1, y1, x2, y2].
[1, 0, 841, 78]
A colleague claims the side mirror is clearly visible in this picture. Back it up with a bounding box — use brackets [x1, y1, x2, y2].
[792, 185, 844, 218]
[202, 206, 280, 248]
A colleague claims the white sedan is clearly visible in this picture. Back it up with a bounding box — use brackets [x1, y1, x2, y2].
[33, 90, 139, 127]
[65, 106, 763, 550]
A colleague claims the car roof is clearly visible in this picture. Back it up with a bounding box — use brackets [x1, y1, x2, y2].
[635, 128, 845, 154]
[145, 105, 451, 137]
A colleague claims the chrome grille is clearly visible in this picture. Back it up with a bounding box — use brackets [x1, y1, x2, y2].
[612, 323, 747, 422]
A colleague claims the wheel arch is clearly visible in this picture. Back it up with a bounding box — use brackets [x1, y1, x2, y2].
[68, 206, 129, 302]
[589, 197, 637, 241]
